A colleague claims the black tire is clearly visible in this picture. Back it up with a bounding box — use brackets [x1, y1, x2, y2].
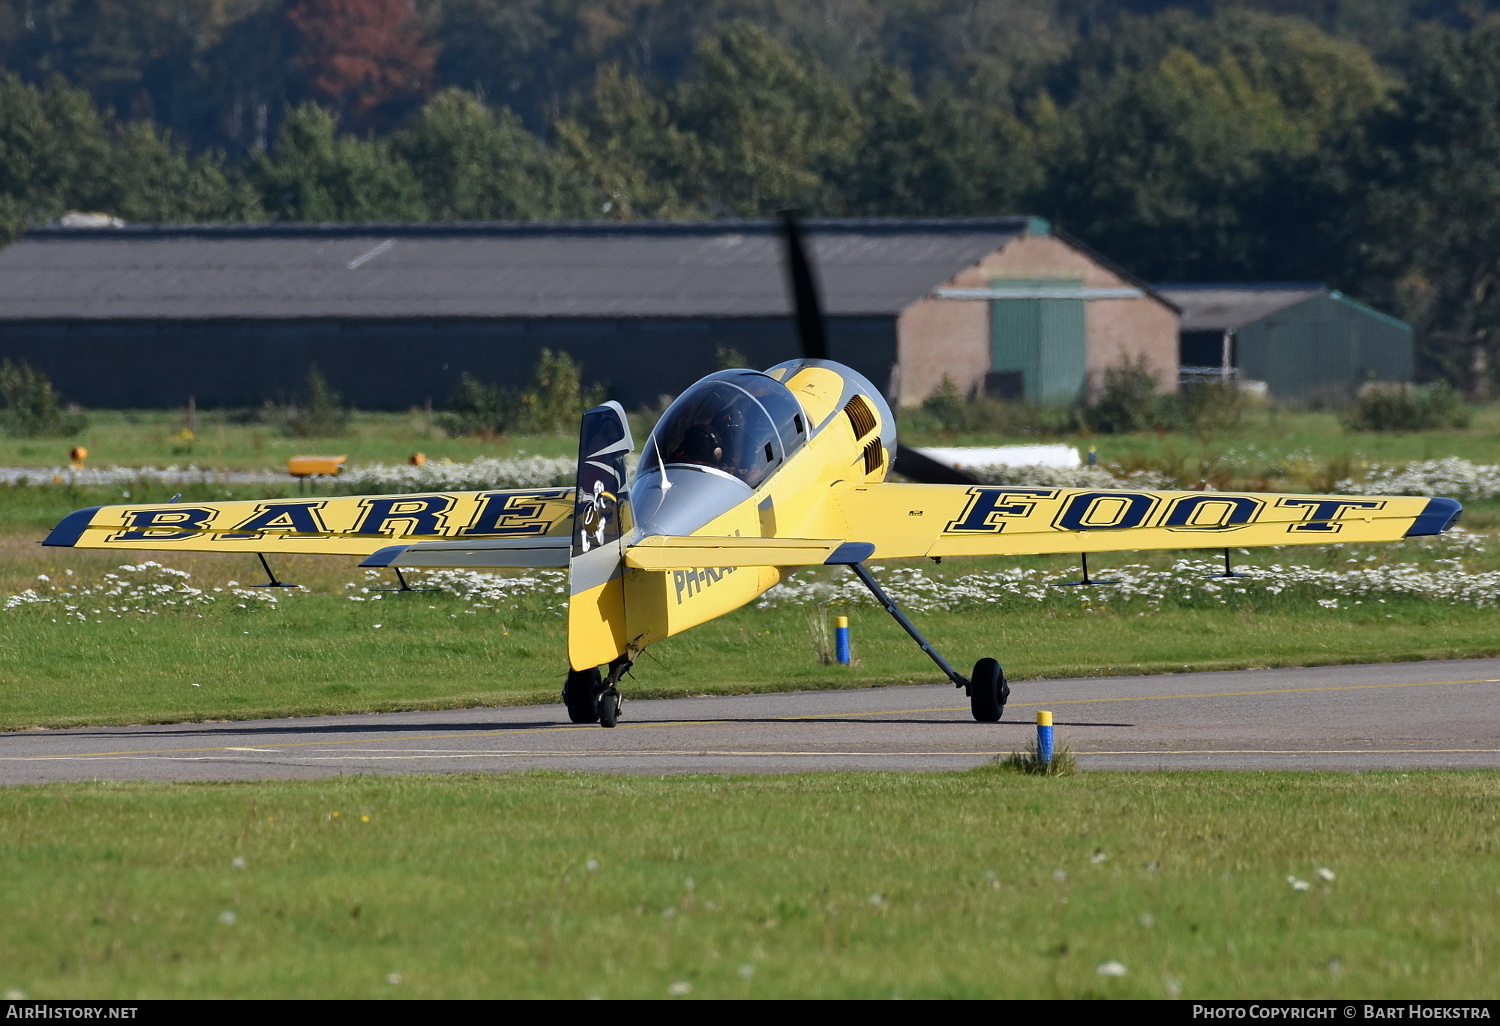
[969, 657, 1006, 723]
[563, 667, 602, 724]
[597, 688, 621, 728]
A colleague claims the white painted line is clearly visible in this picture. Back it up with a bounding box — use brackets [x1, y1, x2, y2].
[347, 239, 395, 269]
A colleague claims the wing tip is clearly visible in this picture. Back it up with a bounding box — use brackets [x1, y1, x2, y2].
[825, 541, 876, 565]
[359, 545, 409, 568]
[1405, 496, 1463, 537]
[43, 506, 104, 547]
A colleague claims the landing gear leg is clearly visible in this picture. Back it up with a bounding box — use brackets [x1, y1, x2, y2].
[844, 562, 1008, 723]
[596, 687, 621, 728]
[596, 655, 633, 729]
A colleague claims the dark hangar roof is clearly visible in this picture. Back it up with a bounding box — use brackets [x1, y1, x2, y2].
[0, 218, 1034, 321]
[1155, 283, 1325, 333]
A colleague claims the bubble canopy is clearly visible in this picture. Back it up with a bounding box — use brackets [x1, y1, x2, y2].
[637, 370, 808, 489]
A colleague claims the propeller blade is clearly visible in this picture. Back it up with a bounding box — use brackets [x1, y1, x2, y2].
[892, 444, 981, 485]
[779, 210, 828, 361]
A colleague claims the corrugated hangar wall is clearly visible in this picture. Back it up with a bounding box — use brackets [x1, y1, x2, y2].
[0, 316, 898, 411]
[1235, 293, 1414, 400]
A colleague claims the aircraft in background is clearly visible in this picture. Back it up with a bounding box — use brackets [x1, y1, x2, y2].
[44, 215, 1463, 726]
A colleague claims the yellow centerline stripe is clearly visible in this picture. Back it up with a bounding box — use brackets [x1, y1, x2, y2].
[3, 676, 1495, 761]
[44, 750, 1006, 761]
[785, 677, 1500, 718]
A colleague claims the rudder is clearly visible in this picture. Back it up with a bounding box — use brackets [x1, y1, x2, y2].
[568, 401, 634, 670]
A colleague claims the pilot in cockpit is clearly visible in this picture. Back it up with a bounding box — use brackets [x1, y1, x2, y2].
[672, 405, 748, 479]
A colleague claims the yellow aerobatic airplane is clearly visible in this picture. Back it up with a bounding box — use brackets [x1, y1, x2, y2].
[44, 216, 1463, 726]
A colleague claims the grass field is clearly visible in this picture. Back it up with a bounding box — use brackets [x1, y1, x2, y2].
[0, 771, 1494, 999]
[5, 402, 1500, 476]
[0, 409, 577, 471]
[3, 522, 1500, 729]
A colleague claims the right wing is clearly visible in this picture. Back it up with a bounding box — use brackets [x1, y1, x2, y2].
[836, 483, 1462, 560]
[43, 487, 576, 557]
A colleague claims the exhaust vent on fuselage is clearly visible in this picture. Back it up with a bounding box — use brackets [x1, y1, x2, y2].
[862, 438, 885, 475]
[843, 395, 877, 440]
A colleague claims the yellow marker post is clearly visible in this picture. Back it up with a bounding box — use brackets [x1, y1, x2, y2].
[1037, 710, 1054, 765]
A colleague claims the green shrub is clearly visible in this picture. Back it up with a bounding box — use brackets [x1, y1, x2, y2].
[439, 350, 605, 438]
[0, 360, 87, 437]
[438, 373, 512, 438]
[286, 365, 349, 437]
[1086, 355, 1161, 434]
[515, 349, 606, 434]
[1158, 379, 1245, 437]
[918, 376, 968, 431]
[906, 376, 1073, 436]
[715, 344, 747, 370]
[1343, 382, 1470, 432]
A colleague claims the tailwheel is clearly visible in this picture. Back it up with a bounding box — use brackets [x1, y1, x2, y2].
[597, 687, 622, 728]
[969, 657, 1008, 723]
[563, 667, 602, 724]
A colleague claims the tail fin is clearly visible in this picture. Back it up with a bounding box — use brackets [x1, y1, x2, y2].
[568, 401, 634, 670]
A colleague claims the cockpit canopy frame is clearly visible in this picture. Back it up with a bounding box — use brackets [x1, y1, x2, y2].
[637, 369, 808, 489]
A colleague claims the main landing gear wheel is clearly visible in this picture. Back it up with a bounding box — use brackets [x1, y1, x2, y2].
[597, 687, 622, 728]
[969, 657, 1008, 723]
[563, 667, 602, 724]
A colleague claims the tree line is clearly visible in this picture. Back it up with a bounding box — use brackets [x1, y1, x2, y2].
[3, 1, 1500, 391]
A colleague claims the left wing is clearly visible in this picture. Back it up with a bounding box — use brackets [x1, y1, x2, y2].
[837, 483, 1461, 560]
[43, 487, 575, 556]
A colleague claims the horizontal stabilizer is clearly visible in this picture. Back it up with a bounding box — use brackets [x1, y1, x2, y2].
[360, 537, 570, 570]
[625, 535, 853, 570]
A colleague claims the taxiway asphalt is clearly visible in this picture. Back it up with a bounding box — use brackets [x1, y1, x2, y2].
[2, 658, 1498, 784]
